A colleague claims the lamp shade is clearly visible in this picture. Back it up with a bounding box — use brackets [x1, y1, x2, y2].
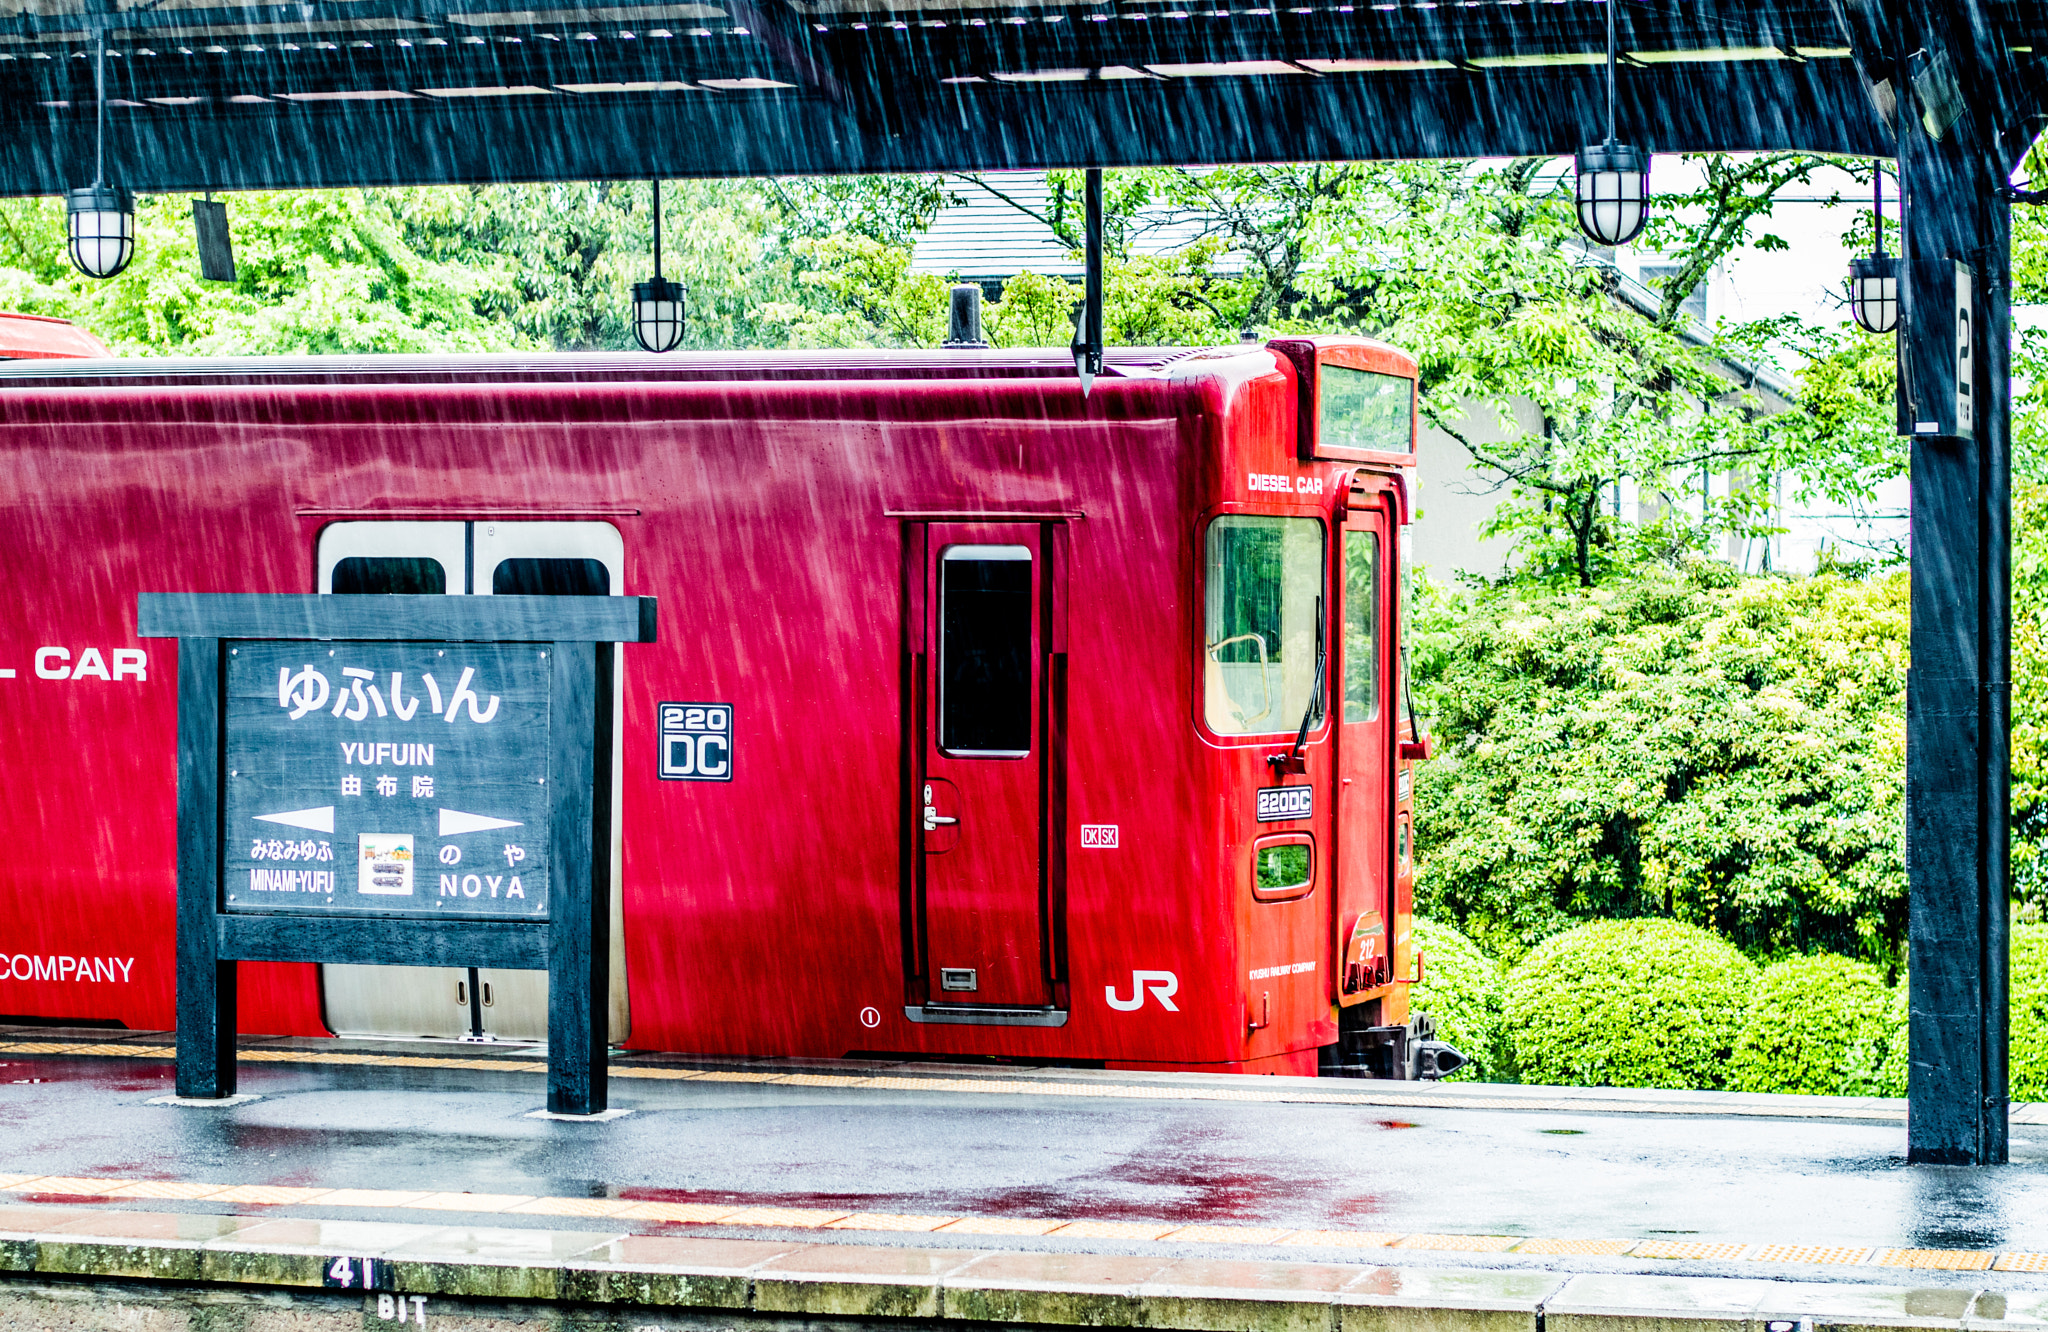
[1847, 254, 1899, 335]
[1574, 142, 1650, 248]
[631, 276, 686, 353]
[66, 183, 135, 280]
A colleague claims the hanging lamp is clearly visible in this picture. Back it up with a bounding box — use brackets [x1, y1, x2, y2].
[1573, 0, 1650, 248]
[1847, 165, 1899, 334]
[65, 31, 135, 280]
[631, 177, 686, 353]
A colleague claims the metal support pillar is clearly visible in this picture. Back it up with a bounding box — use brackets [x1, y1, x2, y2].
[1900, 102, 2013, 1165]
[1072, 167, 1104, 395]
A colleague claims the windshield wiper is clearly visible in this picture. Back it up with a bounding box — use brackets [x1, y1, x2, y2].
[1268, 595, 1324, 777]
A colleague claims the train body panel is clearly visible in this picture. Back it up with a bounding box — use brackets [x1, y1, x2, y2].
[0, 341, 1421, 1072]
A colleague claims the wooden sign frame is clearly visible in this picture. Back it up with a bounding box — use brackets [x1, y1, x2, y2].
[139, 593, 658, 1117]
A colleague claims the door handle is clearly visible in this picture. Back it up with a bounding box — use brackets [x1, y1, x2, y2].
[922, 784, 958, 832]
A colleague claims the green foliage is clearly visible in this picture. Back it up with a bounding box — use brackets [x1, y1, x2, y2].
[1726, 954, 1897, 1095]
[0, 176, 951, 356]
[763, 234, 952, 348]
[1501, 919, 1757, 1089]
[983, 270, 1080, 348]
[2012, 486, 2048, 900]
[1411, 564, 1908, 966]
[0, 190, 532, 355]
[1409, 919, 1508, 1082]
[1870, 978, 1909, 1098]
[2012, 924, 2048, 1103]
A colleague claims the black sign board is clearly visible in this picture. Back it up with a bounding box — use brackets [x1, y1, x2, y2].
[139, 594, 657, 1117]
[224, 643, 553, 920]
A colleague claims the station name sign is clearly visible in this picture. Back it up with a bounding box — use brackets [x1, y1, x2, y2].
[223, 643, 552, 920]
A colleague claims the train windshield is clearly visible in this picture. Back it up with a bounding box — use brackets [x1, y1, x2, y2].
[1203, 517, 1324, 735]
[1320, 365, 1412, 453]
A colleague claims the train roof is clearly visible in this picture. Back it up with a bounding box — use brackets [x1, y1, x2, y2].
[0, 338, 1415, 391]
[0, 312, 114, 361]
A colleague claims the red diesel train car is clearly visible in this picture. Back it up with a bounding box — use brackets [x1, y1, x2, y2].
[0, 336, 1456, 1078]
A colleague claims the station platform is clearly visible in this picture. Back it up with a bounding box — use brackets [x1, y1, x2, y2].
[4, 1027, 2048, 1331]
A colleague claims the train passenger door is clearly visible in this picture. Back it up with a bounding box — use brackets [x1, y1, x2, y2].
[1335, 503, 1394, 999]
[316, 520, 630, 1042]
[912, 524, 1053, 1013]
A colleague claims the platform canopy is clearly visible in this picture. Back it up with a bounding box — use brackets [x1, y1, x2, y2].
[0, 0, 2036, 193]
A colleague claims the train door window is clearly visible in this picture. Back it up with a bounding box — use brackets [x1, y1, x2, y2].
[491, 558, 610, 596]
[1343, 529, 1381, 720]
[332, 558, 447, 595]
[1203, 516, 1324, 736]
[317, 522, 465, 600]
[940, 546, 1033, 756]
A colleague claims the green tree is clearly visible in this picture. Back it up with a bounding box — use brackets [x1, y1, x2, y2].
[1410, 561, 1909, 966]
[0, 175, 955, 356]
[0, 189, 532, 354]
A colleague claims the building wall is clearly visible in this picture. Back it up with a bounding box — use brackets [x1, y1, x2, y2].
[1409, 399, 1546, 581]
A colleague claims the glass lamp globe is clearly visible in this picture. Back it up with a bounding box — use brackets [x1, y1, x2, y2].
[631, 277, 686, 353]
[66, 183, 135, 280]
[1573, 142, 1650, 248]
[1847, 255, 1899, 335]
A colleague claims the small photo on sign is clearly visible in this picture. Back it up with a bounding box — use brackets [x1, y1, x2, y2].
[358, 834, 414, 896]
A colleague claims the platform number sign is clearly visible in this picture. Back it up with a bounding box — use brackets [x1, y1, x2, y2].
[323, 1256, 388, 1289]
[660, 702, 733, 782]
[1955, 261, 1974, 436]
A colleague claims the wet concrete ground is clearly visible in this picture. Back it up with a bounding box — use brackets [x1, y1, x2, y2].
[1, 1035, 2042, 1263]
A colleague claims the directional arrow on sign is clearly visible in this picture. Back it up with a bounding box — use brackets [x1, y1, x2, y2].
[438, 808, 525, 836]
[253, 806, 335, 834]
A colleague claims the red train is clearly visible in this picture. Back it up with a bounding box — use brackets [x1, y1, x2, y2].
[0, 333, 1456, 1077]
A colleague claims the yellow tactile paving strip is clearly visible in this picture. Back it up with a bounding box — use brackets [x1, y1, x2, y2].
[0, 1039, 1912, 1121]
[1750, 1244, 1873, 1265]
[0, 1171, 2017, 1271]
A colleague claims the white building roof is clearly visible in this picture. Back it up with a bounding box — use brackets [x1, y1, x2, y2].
[911, 171, 1241, 281]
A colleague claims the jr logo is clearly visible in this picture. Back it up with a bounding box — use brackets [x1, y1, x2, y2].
[1105, 970, 1180, 1012]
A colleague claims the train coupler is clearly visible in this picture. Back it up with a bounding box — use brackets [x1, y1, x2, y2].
[1319, 1011, 1467, 1080]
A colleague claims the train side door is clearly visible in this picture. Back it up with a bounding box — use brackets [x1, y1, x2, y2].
[316, 520, 630, 1042]
[1335, 503, 1394, 999]
[914, 524, 1052, 1011]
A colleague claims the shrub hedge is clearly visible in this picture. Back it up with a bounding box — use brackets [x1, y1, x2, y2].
[1409, 919, 1507, 1082]
[2013, 923, 2048, 1102]
[1726, 954, 1895, 1096]
[1499, 919, 1758, 1089]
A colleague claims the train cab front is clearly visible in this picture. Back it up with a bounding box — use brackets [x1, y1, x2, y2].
[1192, 336, 1463, 1080]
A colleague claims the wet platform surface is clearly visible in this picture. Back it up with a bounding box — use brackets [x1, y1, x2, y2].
[5, 1027, 2048, 1293]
